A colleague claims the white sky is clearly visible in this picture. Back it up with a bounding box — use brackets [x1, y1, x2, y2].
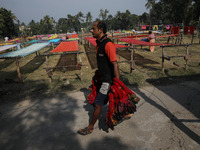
[0, 0, 148, 24]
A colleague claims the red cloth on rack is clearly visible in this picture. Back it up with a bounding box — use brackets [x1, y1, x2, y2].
[85, 37, 129, 48]
[87, 70, 140, 130]
[51, 41, 81, 52]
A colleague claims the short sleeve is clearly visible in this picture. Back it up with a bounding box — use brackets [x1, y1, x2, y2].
[105, 42, 117, 62]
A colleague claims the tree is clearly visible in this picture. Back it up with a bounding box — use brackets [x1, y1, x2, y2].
[106, 14, 113, 31]
[113, 11, 122, 30]
[149, 0, 199, 25]
[76, 11, 84, 23]
[0, 7, 18, 38]
[28, 20, 40, 35]
[76, 11, 84, 32]
[55, 18, 68, 33]
[122, 10, 132, 30]
[67, 14, 81, 33]
[99, 9, 109, 20]
[193, 0, 200, 28]
[40, 15, 55, 34]
[145, 0, 156, 25]
[145, 0, 156, 9]
[131, 14, 140, 29]
[85, 12, 93, 32]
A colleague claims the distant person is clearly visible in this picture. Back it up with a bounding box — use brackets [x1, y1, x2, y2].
[148, 31, 155, 52]
[5, 37, 8, 43]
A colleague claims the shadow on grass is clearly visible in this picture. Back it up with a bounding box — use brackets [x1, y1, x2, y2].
[0, 55, 45, 81]
[0, 58, 16, 70]
[21, 55, 46, 75]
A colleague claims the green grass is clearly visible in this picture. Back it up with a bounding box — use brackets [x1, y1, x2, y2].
[0, 34, 200, 102]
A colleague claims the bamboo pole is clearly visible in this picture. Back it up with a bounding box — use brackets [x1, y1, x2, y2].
[16, 58, 22, 82]
[185, 45, 189, 70]
[78, 53, 82, 81]
[130, 48, 135, 73]
[45, 55, 49, 68]
[162, 47, 165, 72]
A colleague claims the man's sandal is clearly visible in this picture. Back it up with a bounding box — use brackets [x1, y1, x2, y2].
[124, 114, 132, 120]
[77, 127, 93, 135]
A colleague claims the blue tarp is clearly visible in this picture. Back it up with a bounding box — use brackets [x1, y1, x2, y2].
[48, 39, 61, 43]
[0, 44, 22, 52]
[0, 44, 17, 52]
[0, 43, 48, 58]
[27, 40, 39, 44]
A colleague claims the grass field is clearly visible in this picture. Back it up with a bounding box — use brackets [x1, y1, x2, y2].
[0, 34, 200, 102]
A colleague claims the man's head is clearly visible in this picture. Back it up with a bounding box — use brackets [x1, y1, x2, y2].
[91, 21, 107, 39]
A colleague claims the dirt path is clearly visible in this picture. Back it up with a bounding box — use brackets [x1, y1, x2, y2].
[0, 80, 200, 150]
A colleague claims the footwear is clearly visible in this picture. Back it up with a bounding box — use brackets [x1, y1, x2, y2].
[124, 114, 132, 120]
[77, 127, 93, 135]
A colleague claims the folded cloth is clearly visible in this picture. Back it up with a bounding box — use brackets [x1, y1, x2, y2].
[87, 70, 140, 130]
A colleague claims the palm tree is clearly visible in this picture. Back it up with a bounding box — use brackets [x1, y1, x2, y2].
[86, 12, 92, 23]
[40, 15, 55, 34]
[145, 0, 156, 25]
[99, 9, 109, 20]
[0, 8, 18, 37]
[86, 12, 92, 31]
[76, 11, 84, 23]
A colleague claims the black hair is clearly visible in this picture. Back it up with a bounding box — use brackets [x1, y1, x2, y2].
[97, 21, 107, 34]
[149, 31, 152, 34]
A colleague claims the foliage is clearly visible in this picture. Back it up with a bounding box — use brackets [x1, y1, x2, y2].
[145, 0, 200, 25]
[0, 7, 18, 38]
[39, 15, 55, 34]
[99, 9, 109, 21]
[28, 20, 41, 35]
[55, 18, 69, 33]
[1, 1, 200, 38]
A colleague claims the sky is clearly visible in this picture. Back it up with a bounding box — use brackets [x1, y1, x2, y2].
[0, 0, 148, 24]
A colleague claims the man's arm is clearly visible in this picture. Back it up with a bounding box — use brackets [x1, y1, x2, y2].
[111, 61, 120, 79]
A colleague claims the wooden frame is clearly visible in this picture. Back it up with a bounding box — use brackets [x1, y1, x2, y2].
[43, 51, 83, 82]
[161, 44, 191, 72]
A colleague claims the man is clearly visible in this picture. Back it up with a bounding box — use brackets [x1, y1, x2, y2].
[77, 21, 120, 135]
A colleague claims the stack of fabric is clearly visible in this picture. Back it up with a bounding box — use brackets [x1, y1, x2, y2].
[87, 70, 140, 130]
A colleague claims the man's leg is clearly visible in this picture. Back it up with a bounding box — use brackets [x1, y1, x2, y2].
[88, 104, 102, 131]
[88, 82, 110, 130]
[77, 82, 110, 135]
[77, 104, 102, 135]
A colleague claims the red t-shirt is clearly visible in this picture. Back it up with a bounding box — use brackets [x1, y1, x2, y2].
[104, 42, 117, 62]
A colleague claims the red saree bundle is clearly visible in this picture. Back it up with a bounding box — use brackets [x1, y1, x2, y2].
[87, 71, 140, 130]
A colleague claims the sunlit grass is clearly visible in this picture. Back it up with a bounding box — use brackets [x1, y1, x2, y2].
[0, 34, 199, 100]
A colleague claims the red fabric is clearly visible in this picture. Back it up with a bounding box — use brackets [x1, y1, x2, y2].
[184, 26, 189, 34]
[71, 34, 78, 38]
[50, 41, 81, 53]
[142, 25, 146, 30]
[189, 26, 195, 34]
[119, 38, 171, 46]
[87, 70, 140, 130]
[171, 27, 180, 34]
[184, 26, 195, 35]
[85, 37, 97, 46]
[85, 37, 129, 48]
